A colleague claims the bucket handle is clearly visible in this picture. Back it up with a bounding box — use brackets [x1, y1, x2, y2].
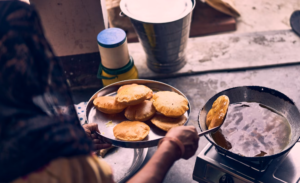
[119, 11, 126, 17]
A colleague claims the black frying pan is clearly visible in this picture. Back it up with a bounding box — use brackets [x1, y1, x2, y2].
[198, 86, 300, 161]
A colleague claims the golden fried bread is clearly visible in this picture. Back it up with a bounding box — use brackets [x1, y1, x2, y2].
[145, 90, 153, 100]
[151, 113, 187, 131]
[118, 84, 153, 100]
[116, 84, 152, 106]
[206, 95, 230, 129]
[93, 96, 127, 114]
[152, 91, 189, 118]
[125, 100, 156, 121]
[113, 121, 150, 141]
[117, 84, 137, 92]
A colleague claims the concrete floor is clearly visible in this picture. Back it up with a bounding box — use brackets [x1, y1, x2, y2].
[234, 0, 300, 34]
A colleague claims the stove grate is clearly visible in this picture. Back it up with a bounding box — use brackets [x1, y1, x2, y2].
[216, 148, 274, 173]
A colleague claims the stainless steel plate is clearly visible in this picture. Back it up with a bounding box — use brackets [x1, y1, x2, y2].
[86, 79, 191, 148]
[100, 147, 148, 183]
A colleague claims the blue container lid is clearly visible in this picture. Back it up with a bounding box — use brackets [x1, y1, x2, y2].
[97, 28, 126, 48]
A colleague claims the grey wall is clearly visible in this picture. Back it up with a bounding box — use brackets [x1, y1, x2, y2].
[30, 0, 105, 56]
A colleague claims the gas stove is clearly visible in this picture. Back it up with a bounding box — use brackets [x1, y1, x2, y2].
[193, 140, 300, 183]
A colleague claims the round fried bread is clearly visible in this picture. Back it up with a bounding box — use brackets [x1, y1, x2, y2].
[125, 100, 156, 121]
[93, 96, 127, 114]
[113, 121, 150, 141]
[116, 84, 152, 106]
[118, 84, 137, 92]
[118, 84, 153, 100]
[145, 90, 153, 100]
[206, 95, 230, 129]
[152, 91, 189, 118]
[151, 113, 187, 131]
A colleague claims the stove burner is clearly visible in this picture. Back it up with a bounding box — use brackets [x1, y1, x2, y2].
[215, 147, 274, 173]
[192, 142, 300, 183]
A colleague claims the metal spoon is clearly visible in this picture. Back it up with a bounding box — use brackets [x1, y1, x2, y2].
[198, 112, 227, 137]
[198, 126, 220, 136]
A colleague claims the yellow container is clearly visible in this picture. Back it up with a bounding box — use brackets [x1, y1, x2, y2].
[97, 56, 139, 86]
[97, 28, 138, 86]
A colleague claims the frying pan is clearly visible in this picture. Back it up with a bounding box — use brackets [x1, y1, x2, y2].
[198, 86, 300, 161]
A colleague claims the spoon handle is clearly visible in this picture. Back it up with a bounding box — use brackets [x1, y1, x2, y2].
[198, 126, 219, 137]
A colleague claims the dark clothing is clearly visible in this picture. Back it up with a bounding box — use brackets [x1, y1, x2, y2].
[0, 1, 92, 182]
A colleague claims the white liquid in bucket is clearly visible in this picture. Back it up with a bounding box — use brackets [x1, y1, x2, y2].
[123, 0, 193, 23]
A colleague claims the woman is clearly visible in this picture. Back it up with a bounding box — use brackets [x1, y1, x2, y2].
[0, 1, 199, 182]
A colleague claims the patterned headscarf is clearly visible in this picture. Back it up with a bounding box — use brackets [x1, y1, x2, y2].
[0, 1, 92, 181]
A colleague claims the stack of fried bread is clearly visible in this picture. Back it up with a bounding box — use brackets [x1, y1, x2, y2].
[93, 84, 189, 141]
[151, 91, 189, 131]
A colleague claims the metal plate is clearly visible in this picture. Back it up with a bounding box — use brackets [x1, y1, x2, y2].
[100, 147, 148, 183]
[86, 79, 191, 148]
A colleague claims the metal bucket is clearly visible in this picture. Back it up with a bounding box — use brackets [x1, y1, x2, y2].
[120, 0, 196, 73]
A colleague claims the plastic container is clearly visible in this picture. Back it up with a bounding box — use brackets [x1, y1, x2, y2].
[97, 28, 138, 86]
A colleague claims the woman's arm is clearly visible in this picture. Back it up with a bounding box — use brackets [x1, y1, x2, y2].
[128, 126, 199, 183]
[128, 140, 180, 183]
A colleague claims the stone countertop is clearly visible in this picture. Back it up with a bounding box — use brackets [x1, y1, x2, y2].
[129, 29, 300, 79]
[72, 63, 300, 183]
[62, 29, 300, 89]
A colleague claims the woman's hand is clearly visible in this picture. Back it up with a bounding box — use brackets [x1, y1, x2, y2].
[128, 126, 199, 183]
[165, 126, 199, 160]
[82, 123, 112, 150]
